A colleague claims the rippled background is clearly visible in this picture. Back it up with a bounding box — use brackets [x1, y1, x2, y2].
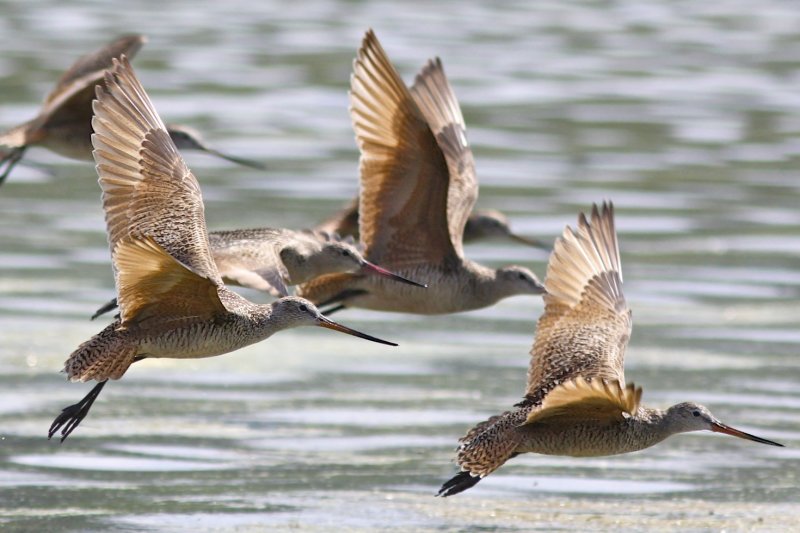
[1, 1, 799, 530]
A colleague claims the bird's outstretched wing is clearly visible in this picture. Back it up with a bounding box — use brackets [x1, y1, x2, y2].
[351, 30, 458, 269]
[42, 35, 146, 118]
[92, 56, 225, 324]
[210, 230, 291, 297]
[409, 57, 476, 258]
[524, 202, 631, 404]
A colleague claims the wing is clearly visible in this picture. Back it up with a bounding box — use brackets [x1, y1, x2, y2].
[211, 241, 290, 297]
[524, 202, 631, 402]
[409, 57, 477, 257]
[351, 30, 458, 268]
[44, 34, 146, 109]
[523, 377, 642, 426]
[315, 197, 361, 239]
[91, 56, 224, 319]
[217, 264, 289, 297]
[114, 236, 225, 325]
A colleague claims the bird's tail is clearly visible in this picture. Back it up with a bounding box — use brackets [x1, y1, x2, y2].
[63, 321, 137, 382]
[438, 410, 524, 497]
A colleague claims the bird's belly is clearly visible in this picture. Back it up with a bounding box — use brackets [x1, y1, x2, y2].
[38, 125, 94, 160]
[350, 273, 479, 315]
[521, 421, 654, 458]
[135, 321, 261, 360]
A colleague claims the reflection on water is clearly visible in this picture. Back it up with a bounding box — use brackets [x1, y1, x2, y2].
[1, 0, 799, 530]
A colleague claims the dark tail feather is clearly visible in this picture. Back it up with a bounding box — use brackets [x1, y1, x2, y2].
[437, 471, 482, 497]
[91, 297, 118, 320]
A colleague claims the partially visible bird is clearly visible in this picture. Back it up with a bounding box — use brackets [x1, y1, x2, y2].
[90, 227, 426, 319]
[0, 34, 263, 185]
[48, 56, 395, 442]
[166, 123, 265, 170]
[298, 30, 545, 315]
[437, 202, 783, 497]
[209, 228, 425, 296]
[317, 200, 547, 249]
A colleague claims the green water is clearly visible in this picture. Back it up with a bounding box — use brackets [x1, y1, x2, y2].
[1, 1, 799, 531]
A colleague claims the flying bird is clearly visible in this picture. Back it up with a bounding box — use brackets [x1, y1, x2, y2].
[438, 202, 783, 497]
[48, 56, 395, 442]
[298, 30, 545, 315]
[0, 34, 263, 185]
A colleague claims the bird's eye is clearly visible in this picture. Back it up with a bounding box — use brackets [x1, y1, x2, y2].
[341, 250, 350, 257]
[518, 273, 527, 281]
[692, 410, 700, 417]
[299, 304, 308, 312]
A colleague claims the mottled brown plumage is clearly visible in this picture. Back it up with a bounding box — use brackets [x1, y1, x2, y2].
[298, 30, 545, 314]
[48, 57, 395, 442]
[438, 202, 783, 497]
[0, 35, 262, 185]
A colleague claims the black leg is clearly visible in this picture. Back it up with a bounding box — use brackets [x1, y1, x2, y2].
[437, 471, 482, 497]
[320, 304, 346, 316]
[0, 147, 27, 186]
[91, 298, 118, 320]
[316, 289, 366, 309]
[48, 380, 108, 442]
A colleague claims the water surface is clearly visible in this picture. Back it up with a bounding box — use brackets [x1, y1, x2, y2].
[1, 1, 798, 531]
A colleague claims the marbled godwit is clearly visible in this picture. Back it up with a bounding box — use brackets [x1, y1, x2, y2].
[317, 200, 547, 249]
[48, 56, 396, 442]
[437, 202, 783, 497]
[297, 31, 545, 314]
[0, 34, 263, 184]
[90, 227, 425, 319]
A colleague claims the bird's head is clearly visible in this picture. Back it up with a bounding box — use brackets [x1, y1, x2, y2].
[665, 402, 782, 447]
[495, 266, 546, 296]
[270, 296, 397, 346]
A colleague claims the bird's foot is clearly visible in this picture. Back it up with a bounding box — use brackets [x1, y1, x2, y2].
[0, 147, 27, 186]
[48, 381, 107, 442]
[436, 470, 482, 497]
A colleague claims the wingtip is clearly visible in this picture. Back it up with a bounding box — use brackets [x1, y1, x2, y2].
[360, 29, 378, 58]
[415, 56, 444, 82]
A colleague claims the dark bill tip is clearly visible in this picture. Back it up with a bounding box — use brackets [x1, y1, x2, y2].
[711, 422, 784, 447]
[361, 260, 427, 288]
[317, 316, 397, 346]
